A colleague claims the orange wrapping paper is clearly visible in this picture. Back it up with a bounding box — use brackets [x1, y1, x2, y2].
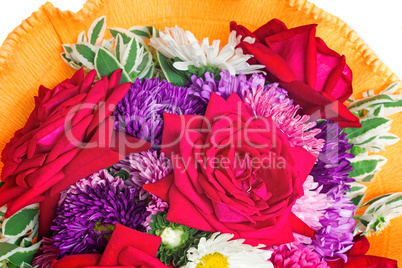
[0, 0, 401, 263]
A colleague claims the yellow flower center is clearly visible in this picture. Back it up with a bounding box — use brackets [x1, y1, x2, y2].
[93, 222, 115, 240]
[196, 252, 229, 268]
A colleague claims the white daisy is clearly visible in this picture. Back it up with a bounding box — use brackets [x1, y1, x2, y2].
[150, 26, 265, 75]
[182, 232, 273, 268]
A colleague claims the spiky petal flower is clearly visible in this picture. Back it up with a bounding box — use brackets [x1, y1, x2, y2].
[110, 149, 172, 200]
[188, 70, 267, 104]
[243, 85, 324, 154]
[311, 196, 356, 261]
[58, 169, 124, 205]
[270, 244, 329, 268]
[52, 178, 149, 257]
[32, 238, 60, 268]
[114, 78, 204, 147]
[110, 149, 172, 231]
[183, 233, 273, 268]
[188, 70, 323, 154]
[309, 120, 355, 200]
[292, 176, 332, 230]
[150, 27, 264, 75]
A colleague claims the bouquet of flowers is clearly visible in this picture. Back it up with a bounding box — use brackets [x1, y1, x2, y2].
[0, 1, 401, 267]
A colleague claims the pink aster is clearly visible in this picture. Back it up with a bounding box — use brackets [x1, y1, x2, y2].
[292, 175, 332, 231]
[270, 244, 329, 268]
[243, 85, 324, 154]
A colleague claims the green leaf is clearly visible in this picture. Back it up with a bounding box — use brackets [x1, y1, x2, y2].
[157, 52, 187, 87]
[121, 37, 140, 74]
[18, 262, 34, 268]
[345, 117, 390, 140]
[7, 243, 40, 266]
[360, 219, 370, 226]
[88, 16, 106, 45]
[361, 174, 375, 183]
[349, 186, 366, 192]
[109, 28, 134, 44]
[95, 48, 131, 83]
[2, 209, 38, 237]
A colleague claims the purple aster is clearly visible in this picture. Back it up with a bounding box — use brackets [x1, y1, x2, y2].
[310, 120, 355, 200]
[114, 78, 204, 147]
[32, 237, 60, 268]
[270, 244, 329, 268]
[188, 70, 278, 104]
[58, 169, 125, 206]
[310, 196, 356, 261]
[110, 149, 172, 231]
[52, 178, 149, 257]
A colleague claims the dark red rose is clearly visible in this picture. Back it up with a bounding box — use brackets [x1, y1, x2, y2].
[0, 69, 150, 237]
[327, 235, 397, 268]
[53, 224, 169, 268]
[231, 19, 361, 128]
[144, 92, 316, 247]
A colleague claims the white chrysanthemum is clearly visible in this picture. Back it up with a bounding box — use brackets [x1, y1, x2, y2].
[291, 176, 332, 230]
[150, 26, 264, 75]
[182, 233, 273, 268]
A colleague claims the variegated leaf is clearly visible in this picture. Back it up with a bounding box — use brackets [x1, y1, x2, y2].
[2, 206, 38, 238]
[121, 36, 140, 74]
[109, 27, 135, 44]
[77, 30, 87, 43]
[157, 52, 187, 86]
[348, 154, 387, 182]
[88, 16, 107, 46]
[95, 48, 130, 83]
[137, 51, 154, 79]
[355, 193, 402, 235]
[115, 34, 126, 63]
[73, 43, 99, 69]
[6, 243, 40, 266]
[380, 82, 401, 94]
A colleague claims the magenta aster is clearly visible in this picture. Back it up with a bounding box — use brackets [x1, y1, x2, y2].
[270, 244, 329, 268]
[32, 237, 60, 268]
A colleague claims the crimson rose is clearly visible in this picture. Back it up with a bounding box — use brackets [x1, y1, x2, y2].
[327, 235, 397, 268]
[144, 92, 316, 247]
[54, 224, 169, 268]
[231, 19, 361, 128]
[0, 69, 150, 237]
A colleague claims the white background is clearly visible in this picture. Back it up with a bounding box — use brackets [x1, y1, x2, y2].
[0, 0, 401, 78]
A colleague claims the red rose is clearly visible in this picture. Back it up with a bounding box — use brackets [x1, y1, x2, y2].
[327, 235, 397, 268]
[144, 92, 316, 247]
[53, 224, 169, 268]
[0, 69, 150, 237]
[231, 19, 361, 128]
